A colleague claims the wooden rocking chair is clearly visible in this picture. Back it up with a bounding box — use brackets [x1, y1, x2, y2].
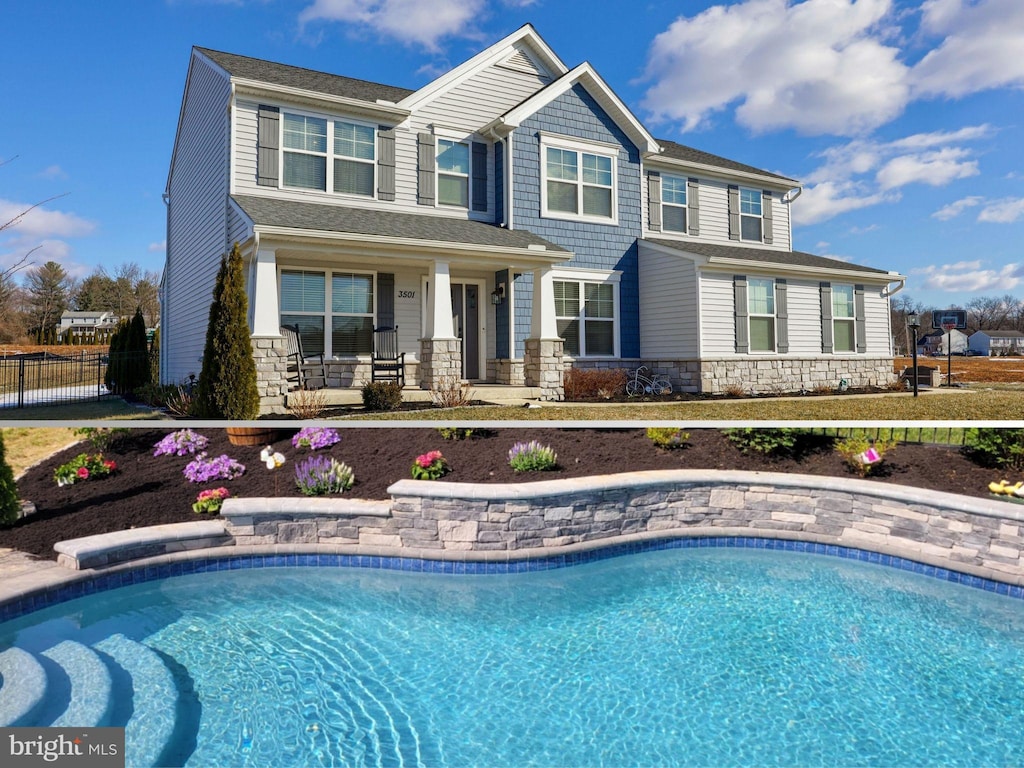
[371, 325, 405, 387]
[281, 325, 327, 390]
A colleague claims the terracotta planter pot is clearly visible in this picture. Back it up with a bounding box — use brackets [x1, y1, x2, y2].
[225, 427, 279, 447]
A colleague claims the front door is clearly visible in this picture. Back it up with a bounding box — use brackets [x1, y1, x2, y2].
[451, 283, 480, 380]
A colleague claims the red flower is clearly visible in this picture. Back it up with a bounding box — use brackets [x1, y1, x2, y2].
[77, 467, 90, 479]
[103, 460, 116, 471]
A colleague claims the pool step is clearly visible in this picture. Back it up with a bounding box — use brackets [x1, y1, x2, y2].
[0, 647, 48, 726]
[41, 640, 114, 727]
[94, 634, 180, 768]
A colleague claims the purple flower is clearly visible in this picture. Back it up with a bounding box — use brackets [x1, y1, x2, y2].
[291, 427, 342, 451]
[183, 453, 246, 483]
[154, 429, 209, 457]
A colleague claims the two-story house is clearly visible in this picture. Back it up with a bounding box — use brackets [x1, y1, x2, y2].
[162, 25, 904, 412]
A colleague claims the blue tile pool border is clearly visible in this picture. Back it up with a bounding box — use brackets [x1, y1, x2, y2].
[2, 536, 1022, 623]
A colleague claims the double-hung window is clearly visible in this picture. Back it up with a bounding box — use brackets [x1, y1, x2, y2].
[542, 137, 616, 222]
[747, 278, 775, 352]
[739, 188, 763, 242]
[832, 284, 856, 352]
[282, 113, 375, 197]
[661, 174, 687, 233]
[280, 269, 374, 357]
[437, 139, 470, 207]
[554, 278, 616, 357]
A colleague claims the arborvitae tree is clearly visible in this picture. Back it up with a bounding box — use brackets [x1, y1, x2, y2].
[120, 307, 151, 394]
[0, 431, 21, 527]
[195, 243, 260, 419]
[149, 326, 160, 384]
[104, 319, 130, 393]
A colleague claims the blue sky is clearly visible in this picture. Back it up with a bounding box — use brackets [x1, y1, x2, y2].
[1, 0, 1022, 310]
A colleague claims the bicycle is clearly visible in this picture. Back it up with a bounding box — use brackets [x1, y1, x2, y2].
[626, 365, 673, 397]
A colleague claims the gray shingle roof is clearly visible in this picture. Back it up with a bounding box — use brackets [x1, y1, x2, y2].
[654, 140, 797, 184]
[196, 48, 414, 104]
[644, 238, 891, 276]
[232, 195, 569, 253]
[977, 329, 1024, 338]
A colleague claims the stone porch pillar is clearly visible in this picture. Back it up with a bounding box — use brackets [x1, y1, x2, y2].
[249, 246, 288, 413]
[524, 266, 564, 400]
[419, 260, 462, 390]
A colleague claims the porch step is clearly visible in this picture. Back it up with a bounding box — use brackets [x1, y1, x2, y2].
[41, 640, 114, 727]
[304, 384, 542, 408]
[0, 647, 48, 726]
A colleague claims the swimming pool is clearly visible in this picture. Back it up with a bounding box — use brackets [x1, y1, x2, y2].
[2, 547, 1024, 767]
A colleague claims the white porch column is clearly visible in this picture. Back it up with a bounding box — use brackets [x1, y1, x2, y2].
[251, 247, 280, 336]
[530, 266, 560, 340]
[426, 260, 456, 339]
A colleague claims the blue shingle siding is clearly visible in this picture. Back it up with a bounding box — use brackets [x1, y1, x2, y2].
[511, 84, 643, 358]
[513, 271, 532, 357]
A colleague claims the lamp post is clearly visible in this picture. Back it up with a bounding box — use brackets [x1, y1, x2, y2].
[908, 313, 920, 397]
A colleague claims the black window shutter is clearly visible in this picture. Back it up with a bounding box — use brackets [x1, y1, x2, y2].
[820, 282, 833, 354]
[471, 141, 488, 212]
[257, 105, 280, 187]
[687, 178, 700, 235]
[734, 275, 749, 354]
[776, 278, 788, 353]
[855, 284, 867, 353]
[762, 190, 774, 244]
[417, 133, 436, 206]
[377, 273, 395, 329]
[377, 128, 396, 201]
[647, 171, 662, 232]
[728, 185, 740, 241]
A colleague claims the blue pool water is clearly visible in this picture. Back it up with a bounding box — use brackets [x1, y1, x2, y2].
[3, 548, 1024, 767]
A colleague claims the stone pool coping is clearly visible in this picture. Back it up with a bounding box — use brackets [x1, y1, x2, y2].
[3, 470, 1024, 622]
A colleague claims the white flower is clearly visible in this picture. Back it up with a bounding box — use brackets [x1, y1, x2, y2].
[262, 448, 285, 470]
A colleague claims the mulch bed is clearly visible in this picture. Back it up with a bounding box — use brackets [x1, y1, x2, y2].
[1, 428, 1014, 561]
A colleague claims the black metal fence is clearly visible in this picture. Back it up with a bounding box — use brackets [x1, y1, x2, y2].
[0, 352, 113, 409]
[807, 426, 970, 447]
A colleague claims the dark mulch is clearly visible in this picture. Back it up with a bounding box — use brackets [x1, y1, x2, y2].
[1, 428, 1012, 561]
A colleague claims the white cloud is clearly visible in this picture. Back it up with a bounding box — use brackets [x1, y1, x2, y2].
[848, 224, 880, 235]
[792, 180, 899, 226]
[640, 0, 909, 136]
[0, 198, 96, 239]
[912, 0, 1024, 98]
[148, 240, 167, 253]
[978, 197, 1024, 223]
[299, 0, 486, 51]
[916, 260, 1024, 292]
[932, 196, 983, 220]
[37, 165, 67, 180]
[875, 147, 979, 190]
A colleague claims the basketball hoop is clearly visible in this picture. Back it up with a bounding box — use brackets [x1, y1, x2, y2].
[941, 322, 956, 333]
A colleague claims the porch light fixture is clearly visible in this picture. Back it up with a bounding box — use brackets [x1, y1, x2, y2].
[491, 282, 506, 305]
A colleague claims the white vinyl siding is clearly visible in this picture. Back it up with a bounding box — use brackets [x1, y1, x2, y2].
[640, 171, 791, 250]
[164, 54, 233, 384]
[698, 272, 737, 356]
[638, 242, 699, 358]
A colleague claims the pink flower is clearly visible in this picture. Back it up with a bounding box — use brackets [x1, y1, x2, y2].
[103, 460, 116, 471]
[77, 467, 90, 479]
[416, 450, 443, 468]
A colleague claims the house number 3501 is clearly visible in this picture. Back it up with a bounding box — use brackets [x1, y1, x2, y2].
[398, 290, 416, 298]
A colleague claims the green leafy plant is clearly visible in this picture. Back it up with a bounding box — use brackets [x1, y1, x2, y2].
[193, 487, 230, 514]
[74, 427, 129, 452]
[437, 427, 473, 440]
[195, 243, 261, 419]
[964, 429, 1024, 470]
[362, 381, 403, 411]
[835, 433, 898, 477]
[294, 456, 354, 496]
[411, 450, 448, 480]
[723, 428, 802, 456]
[54, 454, 117, 487]
[646, 427, 690, 449]
[507, 441, 558, 472]
[0, 432, 21, 527]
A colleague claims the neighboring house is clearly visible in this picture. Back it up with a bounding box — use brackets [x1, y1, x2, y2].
[58, 311, 121, 333]
[162, 25, 905, 413]
[920, 329, 968, 356]
[969, 330, 1024, 356]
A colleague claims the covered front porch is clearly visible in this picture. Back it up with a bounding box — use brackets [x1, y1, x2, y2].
[231, 196, 571, 414]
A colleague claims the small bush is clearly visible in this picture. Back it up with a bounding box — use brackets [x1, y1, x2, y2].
[835, 433, 898, 477]
[563, 368, 627, 400]
[362, 381, 403, 411]
[75, 427, 129, 452]
[723, 384, 746, 398]
[964, 429, 1024, 470]
[0, 432, 21, 527]
[165, 384, 197, 418]
[437, 427, 473, 440]
[193, 487, 230, 514]
[723, 428, 802, 455]
[288, 387, 328, 419]
[54, 454, 117, 487]
[411, 450, 448, 480]
[430, 377, 474, 408]
[507, 441, 558, 472]
[294, 455, 354, 496]
[646, 427, 690, 449]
